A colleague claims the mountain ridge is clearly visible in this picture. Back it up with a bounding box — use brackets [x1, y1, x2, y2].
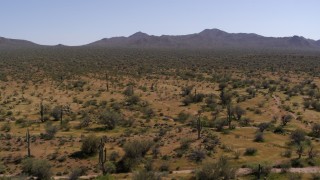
[1, 29, 320, 51]
[0, 36, 39, 48]
[88, 29, 320, 50]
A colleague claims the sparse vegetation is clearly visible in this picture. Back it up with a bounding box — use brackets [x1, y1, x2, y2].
[0, 48, 319, 179]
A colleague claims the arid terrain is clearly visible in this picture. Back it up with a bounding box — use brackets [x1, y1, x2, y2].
[0, 48, 320, 179]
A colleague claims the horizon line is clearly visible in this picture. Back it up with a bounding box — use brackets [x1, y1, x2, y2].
[1, 28, 319, 46]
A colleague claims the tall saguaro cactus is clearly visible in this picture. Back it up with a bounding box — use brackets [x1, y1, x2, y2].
[106, 73, 109, 92]
[98, 138, 107, 174]
[26, 129, 31, 157]
[227, 103, 233, 129]
[40, 101, 44, 122]
[196, 112, 203, 139]
[60, 105, 63, 126]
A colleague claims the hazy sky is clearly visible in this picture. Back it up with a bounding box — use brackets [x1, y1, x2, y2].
[1, 0, 319, 45]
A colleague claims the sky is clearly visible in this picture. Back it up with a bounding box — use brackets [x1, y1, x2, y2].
[1, 0, 320, 45]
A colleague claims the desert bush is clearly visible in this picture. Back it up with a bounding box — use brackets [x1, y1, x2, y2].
[202, 132, 220, 152]
[244, 147, 257, 156]
[290, 129, 305, 145]
[94, 174, 114, 180]
[60, 119, 70, 131]
[132, 169, 161, 180]
[69, 167, 86, 180]
[117, 140, 154, 172]
[175, 111, 190, 123]
[83, 99, 97, 108]
[258, 122, 269, 132]
[273, 125, 285, 134]
[0, 122, 10, 132]
[109, 151, 120, 162]
[276, 161, 291, 173]
[41, 122, 58, 140]
[193, 93, 205, 103]
[123, 140, 153, 159]
[180, 138, 192, 151]
[213, 118, 227, 131]
[282, 150, 292, 158]
[181, 86, 193, 96]
[81, 134, 100, 156]
[254, 132, 264, 142]
[311, 123, 320, 138]
[143, 107, 155, 119]
[234, 150, 241, 159]
[98, 110, 122, 129]
[0, 162, 5, 174]
[291, 158, 304, 167]
[233, 105, 245, 120]
[79, 116, 90, 128]
[195, 156, 236, 180]
[22, 158, 52, 180]
[205, 95, 217, 110]
[123, 85, 134, 96]
[182, 95, 193, 106]
[239, 117, 251, 127]
[125, 95, 140, 106]
[51, 106, 62, 121]
[189, 149, 206, 162]
[104, 161, 116, 174]
[281, 114, 293, 126]
[220, 90, 232, 106]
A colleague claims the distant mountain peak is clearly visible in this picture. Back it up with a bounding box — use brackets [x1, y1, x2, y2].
[55, 44, 67, 47]
[199, 28, 227, 36]
[129, 31, 149, 38]
[288, 35, 311, 47]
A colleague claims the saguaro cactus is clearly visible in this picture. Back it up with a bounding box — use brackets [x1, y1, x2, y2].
[98, 138, 107, 174]
[196, 112, 203, 139]
[257, 164, 262, 179]
[40, 101, 44, 122]
[60, 105, 63, 126]
[105, 73, 109, 91]
[26, 129, 31, 157]
[227, 103, 233, 129]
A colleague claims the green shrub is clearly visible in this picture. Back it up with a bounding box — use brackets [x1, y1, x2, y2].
[311, 123, 320, 138]
[99, 110, 122, 129]
[117, 140, 154, 172]
[123, 140, 153, 159]
[104, 161, 116, 174]
[51, 106, 62, 120]
[0, 122, 10, 132]
[0, 162, 5, 174]
[290, 129, 305, 145]
[132, 169, 161, 180]
[244, 147, 257, 156]
[21, 158, 52, 180]
[196, 156, 236, 180]
[42, 122, 58, 140]
[254, 132, 264, 142]
[81, 134, 100, 156]
[69, 167, 86, 180]
[95, 174, 114, 180]
[175, 111, 190, 123]
[189, 149, 206, 162]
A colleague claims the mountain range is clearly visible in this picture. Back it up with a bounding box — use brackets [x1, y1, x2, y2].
[1, 29, 320, 51]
